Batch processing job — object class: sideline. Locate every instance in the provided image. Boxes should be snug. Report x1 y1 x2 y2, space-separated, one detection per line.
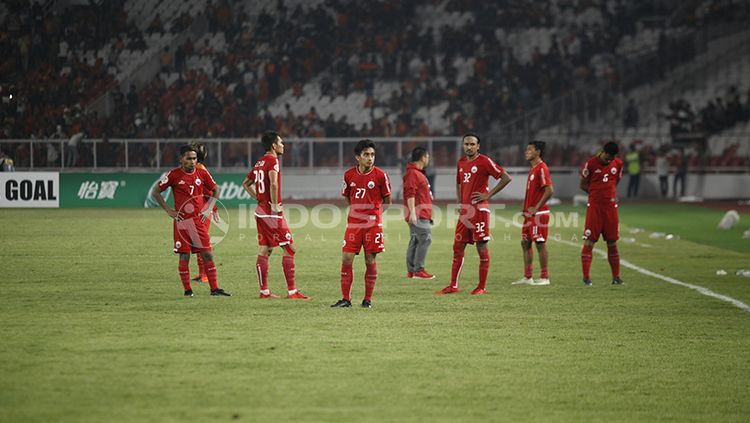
496 215 750 313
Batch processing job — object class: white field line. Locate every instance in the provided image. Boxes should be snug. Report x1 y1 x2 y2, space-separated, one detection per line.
495 215 750 313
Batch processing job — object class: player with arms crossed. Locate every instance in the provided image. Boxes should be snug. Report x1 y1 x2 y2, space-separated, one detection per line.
331 139 392 308
436 133 512 295
152 144 231 297
242 131 309 299
580 141 624 286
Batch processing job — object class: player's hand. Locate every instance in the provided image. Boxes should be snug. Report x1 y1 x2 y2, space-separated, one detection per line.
167 209 183 221
409 214 418 226
272 204 283 214
471 192 489 204
527 206 537 216
212 212 220 224
199 209 211 222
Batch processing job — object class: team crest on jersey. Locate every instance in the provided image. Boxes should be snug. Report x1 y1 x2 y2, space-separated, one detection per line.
367 181 375 189
195 178 202 186
471 166 478 173
611 167 617 174
285 233 292 240
175 241 182 249
584 229 591 237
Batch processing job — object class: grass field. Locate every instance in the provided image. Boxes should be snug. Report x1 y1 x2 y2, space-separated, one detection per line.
1 203 749 422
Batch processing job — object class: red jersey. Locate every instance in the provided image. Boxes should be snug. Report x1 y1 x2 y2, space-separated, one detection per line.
581 156 623 204
197 163 218 212
247 153 282 215
342 166 392 225
159 167 217 218
456 154 505 208
402 162 433 221
524 160 552 213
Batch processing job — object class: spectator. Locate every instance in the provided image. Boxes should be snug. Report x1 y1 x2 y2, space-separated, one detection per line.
0 149 15 171
673 149 688 198
655 147 669 198
625 144 641 198
66 130 84 167
623 99 639 129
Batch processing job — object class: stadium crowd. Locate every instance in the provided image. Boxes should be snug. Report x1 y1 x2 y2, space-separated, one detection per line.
1 0 749 168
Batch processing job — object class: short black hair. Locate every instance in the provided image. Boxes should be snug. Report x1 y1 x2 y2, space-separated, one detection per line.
192 143 207 162
462 132 481 144
603 141 619 156
410 146 428 162
261 131 280 152
528 140 546 158
180 144 197 157
354 139 376 156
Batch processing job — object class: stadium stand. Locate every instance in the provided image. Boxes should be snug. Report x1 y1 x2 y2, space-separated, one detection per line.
1 0 749 172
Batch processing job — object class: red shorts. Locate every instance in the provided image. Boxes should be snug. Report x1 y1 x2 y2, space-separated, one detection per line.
343 224 384 254
522 211 550 243
583 202 619 242
255 213 293 247
173 216 212 253
454 206 491 244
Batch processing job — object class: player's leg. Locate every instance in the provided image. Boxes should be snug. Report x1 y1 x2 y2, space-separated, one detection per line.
332 251 356 307
193 218 211 282
532 213 550 285
534 241 550 285
435 235 466 294
412 220 434 279
178 252 193 296
607 240 623 284
581 206 601 286
256 245 278 298
283 243 309 299
471 241 490 295
513 238 534 285
362 252 378 308
604 207 622 285
199 249 230 296
405 222 418 277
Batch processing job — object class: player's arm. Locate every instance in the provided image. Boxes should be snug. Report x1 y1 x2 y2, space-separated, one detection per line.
268 169 281 213
406 196 417 225
241 176 257 199
456 183 461 204
151 184 181 220
579 175 589 193
529 185 554 216
199 187 218 222
471 171 512 203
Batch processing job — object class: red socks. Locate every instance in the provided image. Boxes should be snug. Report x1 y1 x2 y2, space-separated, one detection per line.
540 266 549 279
450 250 465 288
581 244 593 280
196 253 206 278
524 248 533 279
364 263 377 301
256 255 269 291
178 260 191 291
340 263 353 301
282 256 296 292
204 260 218 291
607 244 620 279
477 249 490 290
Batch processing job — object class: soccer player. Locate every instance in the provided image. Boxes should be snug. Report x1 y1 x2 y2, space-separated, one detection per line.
579 141 624 286
151 144 231 297
331 139 392 308
242 131 309 300
403 146 435 280
191 142 218 284
513 141 554 286
436 133 512 295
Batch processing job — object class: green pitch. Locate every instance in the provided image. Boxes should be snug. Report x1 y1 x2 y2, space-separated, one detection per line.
1 203 749 422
